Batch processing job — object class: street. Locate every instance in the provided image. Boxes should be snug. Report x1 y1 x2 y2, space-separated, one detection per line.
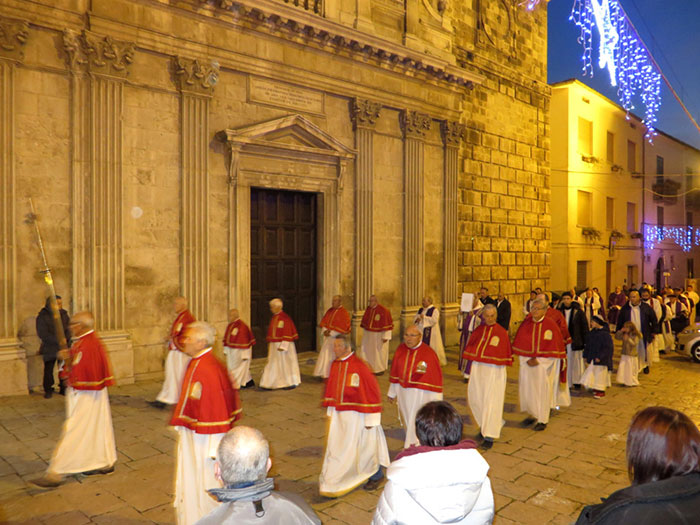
1 344 699 524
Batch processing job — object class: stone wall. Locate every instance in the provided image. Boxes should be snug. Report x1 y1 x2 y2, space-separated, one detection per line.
0 0 550 394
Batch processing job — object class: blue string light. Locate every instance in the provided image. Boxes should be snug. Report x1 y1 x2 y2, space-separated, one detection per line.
570 0 662 141
644 224 700 253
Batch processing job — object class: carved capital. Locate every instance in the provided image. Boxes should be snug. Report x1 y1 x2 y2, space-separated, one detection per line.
0 16 29 62
351 98 382 130
441 120 466 147
62 30 134 78
400 110 431 139
174 56 219 95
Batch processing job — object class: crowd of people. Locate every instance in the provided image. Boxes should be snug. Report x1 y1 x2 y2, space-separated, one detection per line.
28 285 700 524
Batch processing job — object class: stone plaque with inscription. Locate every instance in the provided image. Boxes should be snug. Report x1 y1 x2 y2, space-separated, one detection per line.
248 77 325 115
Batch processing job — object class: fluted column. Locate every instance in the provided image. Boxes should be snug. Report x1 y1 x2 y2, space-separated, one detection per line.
174 57 219 321
400 110 431 327
0 16 29 395
63 29 134 382
441 120 465 345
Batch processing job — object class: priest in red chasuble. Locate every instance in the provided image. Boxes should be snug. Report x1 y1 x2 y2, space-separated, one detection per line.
388 325 443 448
313 295 351 379
319 335 390 497
359 294 394 373
222 308 256 389
537 293 572 409
463 304 513 449
31 311 117 488
151 296 196 409
513 299 565 431
259 298 301 389
170 321 242 525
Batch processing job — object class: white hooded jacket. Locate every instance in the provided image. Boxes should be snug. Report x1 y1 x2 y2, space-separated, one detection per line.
372 446 494 525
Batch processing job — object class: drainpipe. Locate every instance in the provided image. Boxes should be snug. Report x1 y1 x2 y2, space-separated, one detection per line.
641 134 646 284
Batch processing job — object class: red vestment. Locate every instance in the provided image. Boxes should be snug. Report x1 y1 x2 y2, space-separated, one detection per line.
320 306 351 334
546 308 572 345
389 342 443 393
266 311 299 342
322 353 382 414
67 331 115 391
361 304 393 332
170 309 196 351
512 316 566 359
462 323 513 366
170 349 242 434
223 319 256 349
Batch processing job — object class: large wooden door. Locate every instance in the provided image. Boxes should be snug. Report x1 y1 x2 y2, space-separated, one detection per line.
250 188 317 358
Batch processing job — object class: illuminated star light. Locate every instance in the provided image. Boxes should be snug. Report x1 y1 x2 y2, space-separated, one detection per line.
590 0 619 86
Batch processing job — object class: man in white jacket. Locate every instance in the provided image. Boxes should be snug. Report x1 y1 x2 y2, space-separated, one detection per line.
372 401 494 525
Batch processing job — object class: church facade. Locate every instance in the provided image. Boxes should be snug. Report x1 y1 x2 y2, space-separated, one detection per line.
0 0 549 395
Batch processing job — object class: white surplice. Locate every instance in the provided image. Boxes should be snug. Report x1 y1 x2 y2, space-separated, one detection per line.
554 358 571 408
48 387 117 475
360 330 392 373
580 363 611 391
174 427 223 525
313 330 341 378
468 362 507 440
414 307 447 366
567 345 585 385
388 384 443 448
319 409 390 497
518 356 557 425
616 355 640 386
259 341 301 389
156 350 191 404
223 346 252 388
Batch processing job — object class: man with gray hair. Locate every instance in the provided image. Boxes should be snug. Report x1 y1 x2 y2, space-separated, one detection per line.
259 298 301 389
170 321 242 525
196 426 321 524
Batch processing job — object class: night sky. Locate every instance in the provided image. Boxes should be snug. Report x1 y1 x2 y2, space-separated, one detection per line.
547 0 700 149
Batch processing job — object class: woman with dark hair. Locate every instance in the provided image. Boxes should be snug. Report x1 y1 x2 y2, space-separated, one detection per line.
575 406 700 524
372 401 494 524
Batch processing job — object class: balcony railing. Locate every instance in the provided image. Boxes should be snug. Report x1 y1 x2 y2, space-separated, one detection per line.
280 0 323 15
652 178 680 205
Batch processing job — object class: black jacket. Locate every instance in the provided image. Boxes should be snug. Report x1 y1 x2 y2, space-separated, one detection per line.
35 301 71 362
616 302 657 346
575 472 700 525
583 326 614 370
496 298 511 331
557 302 588 350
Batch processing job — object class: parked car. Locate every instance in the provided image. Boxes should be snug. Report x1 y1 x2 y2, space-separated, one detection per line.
676 326 700 363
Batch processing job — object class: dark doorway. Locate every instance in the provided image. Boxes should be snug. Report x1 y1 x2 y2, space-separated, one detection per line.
250 188 317 358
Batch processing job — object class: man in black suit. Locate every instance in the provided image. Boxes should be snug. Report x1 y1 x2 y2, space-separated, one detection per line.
478 287 496 306
495 292 511 331
616 289 658 374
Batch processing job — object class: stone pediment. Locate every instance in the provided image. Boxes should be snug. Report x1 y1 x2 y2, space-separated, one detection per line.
216 114 355 160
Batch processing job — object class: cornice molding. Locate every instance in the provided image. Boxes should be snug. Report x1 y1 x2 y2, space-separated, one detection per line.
62 29 134 78
0 15 29 62
193 0 483 89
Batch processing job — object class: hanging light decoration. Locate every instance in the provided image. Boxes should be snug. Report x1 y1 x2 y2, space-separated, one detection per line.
570 0 662 141
643 224 700 253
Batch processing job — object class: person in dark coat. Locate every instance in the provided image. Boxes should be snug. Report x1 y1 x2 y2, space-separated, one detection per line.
580 317 613 398
615 290 657 374
556 291 589 388
35 295 71 398
495 292 511 331
575 406 700 524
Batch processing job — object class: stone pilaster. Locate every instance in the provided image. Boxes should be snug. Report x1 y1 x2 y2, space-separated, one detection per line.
63 29 134 383
400 109 431 329
441 120 465 345
350 98 381 341
174 57 219 320
0 16 29 395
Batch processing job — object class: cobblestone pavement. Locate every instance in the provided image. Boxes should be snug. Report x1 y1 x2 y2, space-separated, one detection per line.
1 344 699 525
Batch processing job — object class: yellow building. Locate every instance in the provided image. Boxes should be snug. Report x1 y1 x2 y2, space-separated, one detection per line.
551 79 700 296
